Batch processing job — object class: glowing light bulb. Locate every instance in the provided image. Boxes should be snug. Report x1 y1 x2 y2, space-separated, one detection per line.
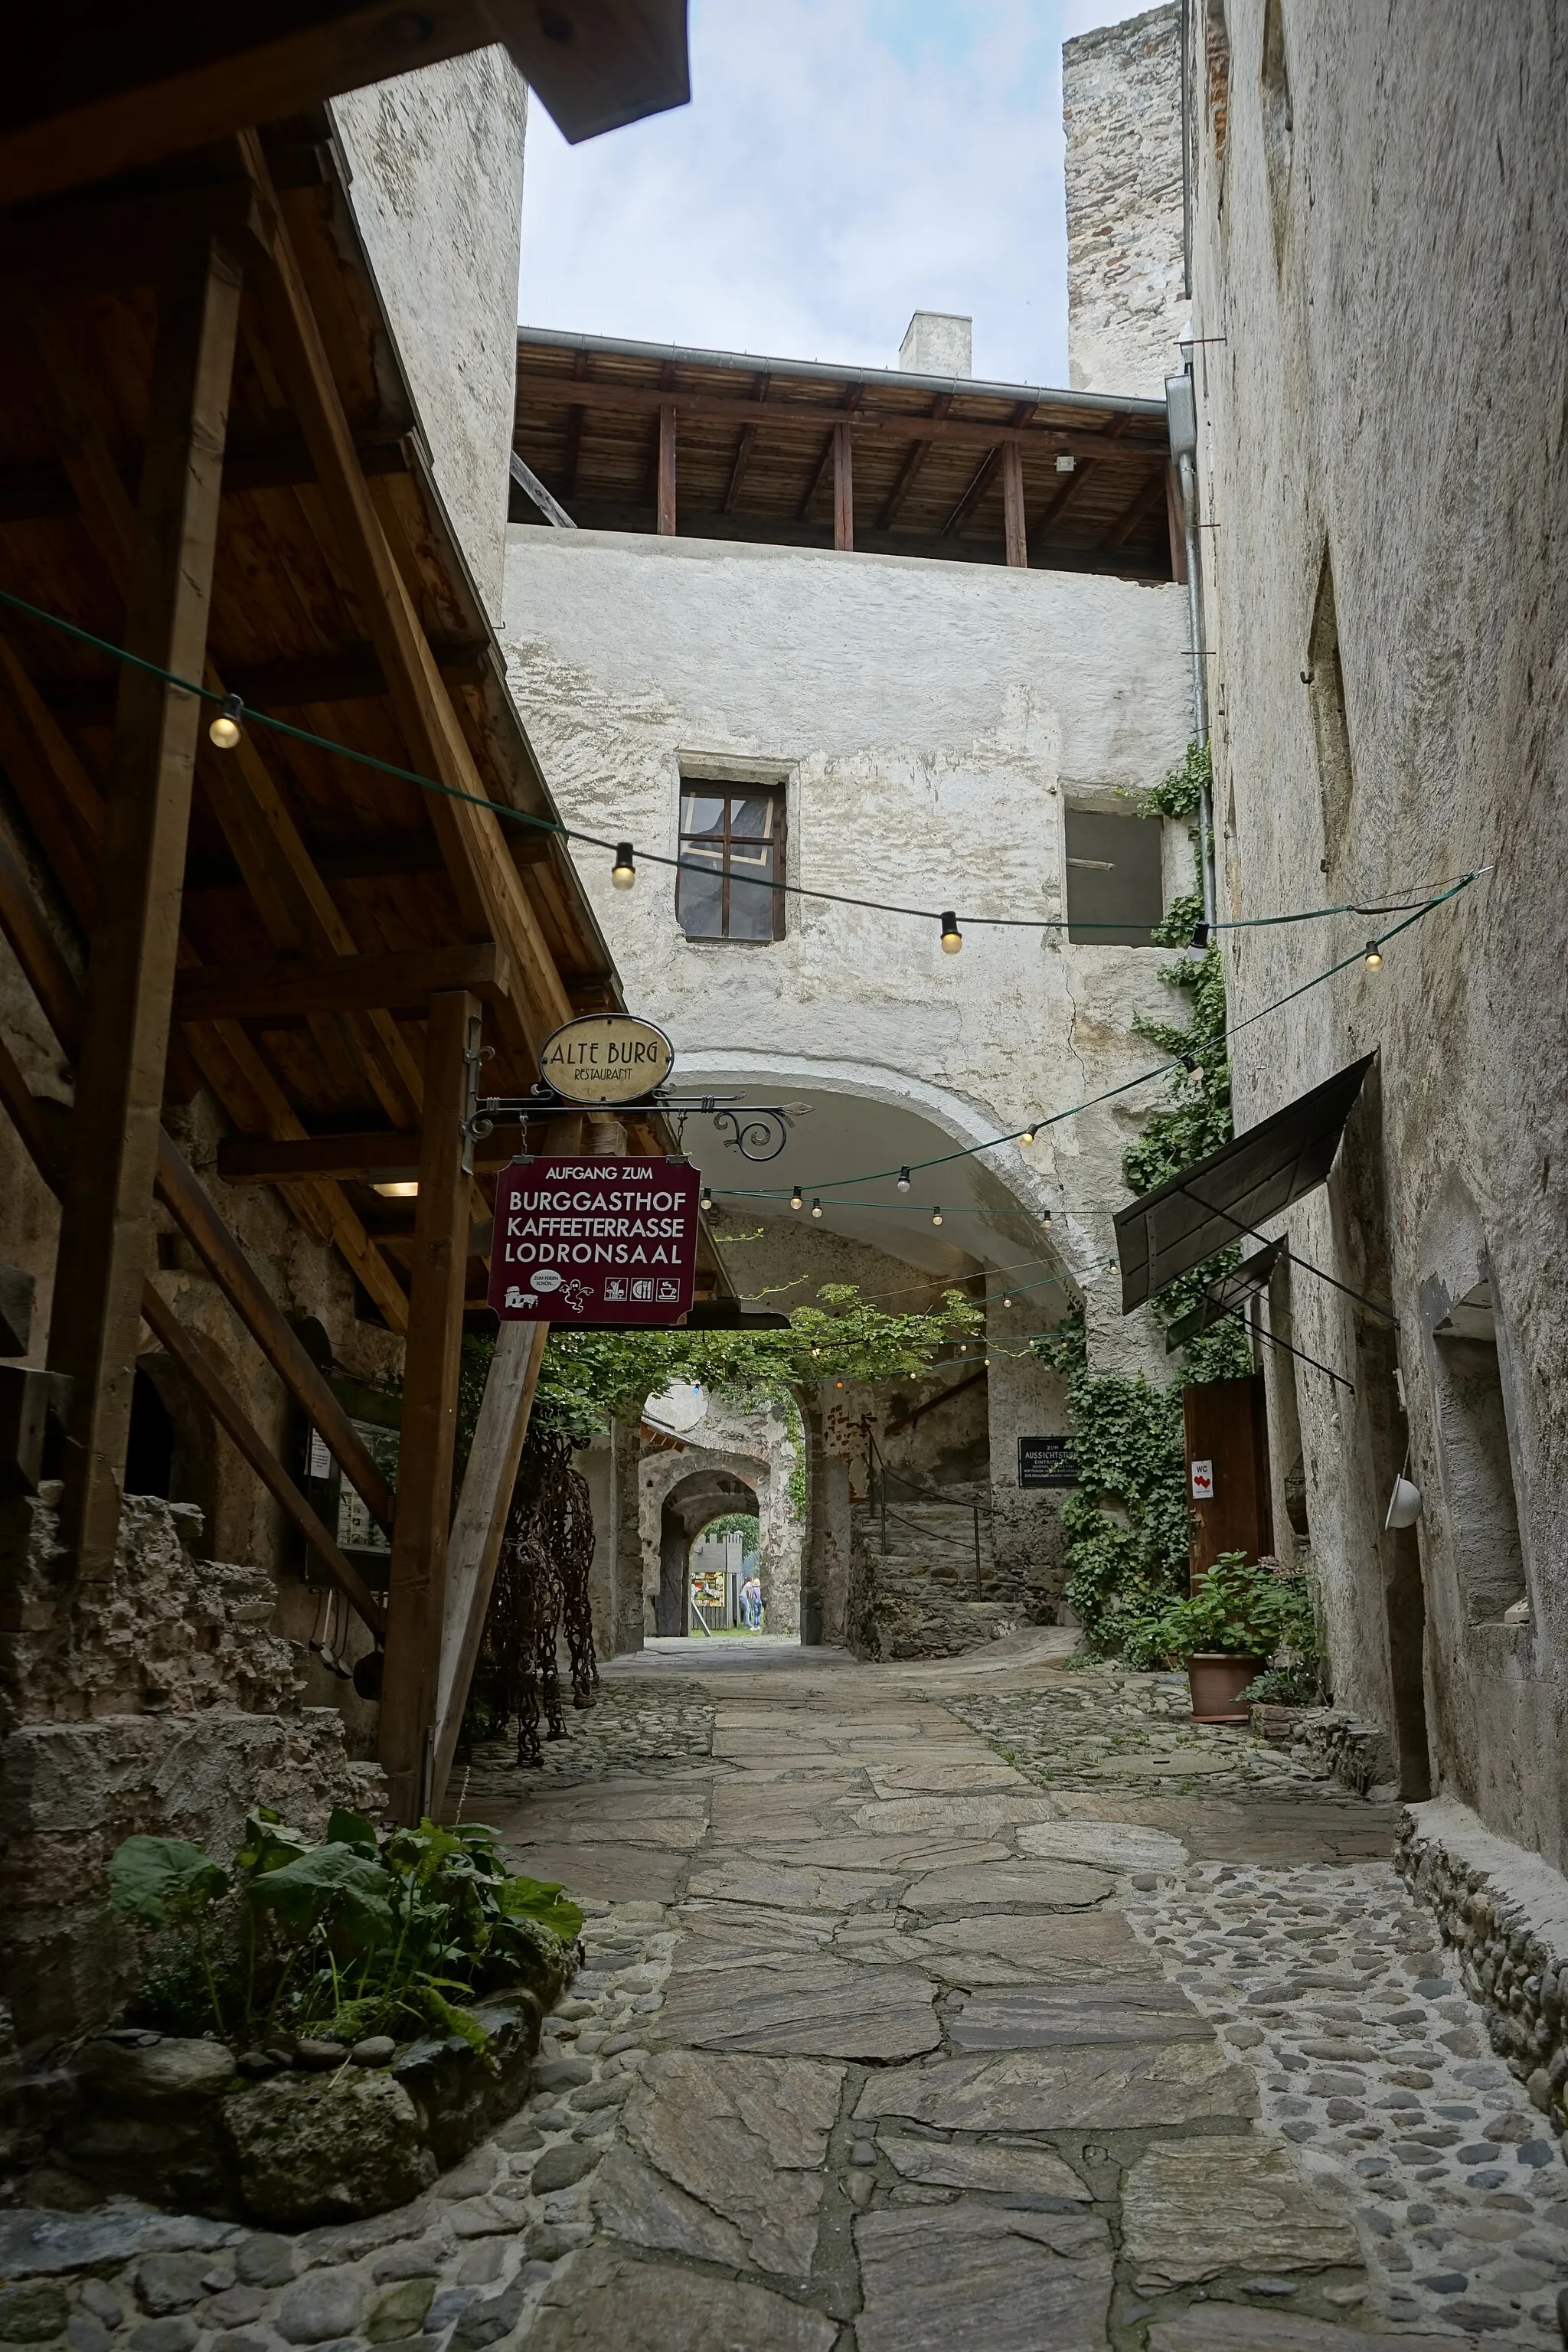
932 1207 943 1227
897 1168 911 1193
1364 940 1383 969
611 841 637 890
207 692 243 750
939 910 962 956
1043 1209 1053 1227
700 1187 714 1211
1002 1295 1011 1308
373 1180 419 1198
1019 1126 1036 1148
789 1187 804 1210
811 1198 823 1218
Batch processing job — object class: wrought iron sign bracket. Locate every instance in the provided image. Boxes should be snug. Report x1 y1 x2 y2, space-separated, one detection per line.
466 1088 792 1163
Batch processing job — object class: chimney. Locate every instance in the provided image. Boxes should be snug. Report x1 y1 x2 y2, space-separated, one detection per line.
898 311 972 379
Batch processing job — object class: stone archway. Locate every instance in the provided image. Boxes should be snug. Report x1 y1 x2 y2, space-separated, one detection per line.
655 1467 759 1635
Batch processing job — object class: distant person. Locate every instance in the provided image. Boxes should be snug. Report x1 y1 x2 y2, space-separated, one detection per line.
740 1573 763 1630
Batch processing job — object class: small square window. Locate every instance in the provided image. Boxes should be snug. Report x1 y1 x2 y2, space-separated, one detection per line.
678 783 786 942
1064 808 1165 946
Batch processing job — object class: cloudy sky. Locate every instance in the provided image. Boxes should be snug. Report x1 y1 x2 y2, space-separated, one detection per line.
518 0 1139 388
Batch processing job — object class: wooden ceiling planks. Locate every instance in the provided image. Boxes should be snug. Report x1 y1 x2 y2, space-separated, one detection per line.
512 328 1177 580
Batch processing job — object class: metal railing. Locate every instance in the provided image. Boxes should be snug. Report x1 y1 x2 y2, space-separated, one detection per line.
864 1426 991 1597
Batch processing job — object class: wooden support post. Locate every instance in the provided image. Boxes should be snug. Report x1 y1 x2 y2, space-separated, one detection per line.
380 990 480 1822
656 402 677 537
1003 442 1028 568
430 1319 548 1812
46 235 240 1576
833 420 854 552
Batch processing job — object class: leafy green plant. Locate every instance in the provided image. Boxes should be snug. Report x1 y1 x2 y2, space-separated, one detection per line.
110 1807 582 2051
1148 1551 1305 1662
1031 740 1260 1661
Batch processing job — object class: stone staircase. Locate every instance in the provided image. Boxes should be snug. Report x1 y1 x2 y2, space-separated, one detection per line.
851 1496 1021 1661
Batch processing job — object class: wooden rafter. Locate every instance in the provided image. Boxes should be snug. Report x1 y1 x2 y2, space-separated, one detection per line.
516 371 1163 462
877 394 952 531
46 234 243 1577
0 824 398 1539
380 990 480 1822
0 1010 385 1637
172 942 511 1024
561 350 590 497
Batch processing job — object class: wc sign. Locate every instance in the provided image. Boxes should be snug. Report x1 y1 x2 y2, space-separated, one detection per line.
1190 1458 1215 1501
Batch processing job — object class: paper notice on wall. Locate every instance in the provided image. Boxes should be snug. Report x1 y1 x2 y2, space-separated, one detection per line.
1190 1459 1214 1501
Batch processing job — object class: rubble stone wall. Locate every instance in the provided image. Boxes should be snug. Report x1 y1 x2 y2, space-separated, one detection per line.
0 1494 384 2049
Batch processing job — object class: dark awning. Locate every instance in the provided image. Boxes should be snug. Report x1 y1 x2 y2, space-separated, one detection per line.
1117 1056 1373 1312
1165 1240 1284 1351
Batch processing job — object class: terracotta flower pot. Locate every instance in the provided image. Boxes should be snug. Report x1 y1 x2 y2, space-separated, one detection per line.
1187 1651 1266 1724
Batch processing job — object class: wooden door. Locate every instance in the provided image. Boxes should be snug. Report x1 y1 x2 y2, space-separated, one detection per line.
1184 1375 1272 1589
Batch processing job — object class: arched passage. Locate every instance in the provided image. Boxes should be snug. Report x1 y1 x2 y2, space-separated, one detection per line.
657 1468 759 1635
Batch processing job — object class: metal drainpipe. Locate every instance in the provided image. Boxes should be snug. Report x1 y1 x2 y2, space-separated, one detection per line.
1167 372 1217 926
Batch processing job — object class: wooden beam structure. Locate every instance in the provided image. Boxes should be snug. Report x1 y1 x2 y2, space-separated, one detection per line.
172 942 510 1024
877 394 951 530
833 420 854 553
380 991 482 1821
723 374 769 513
516 372 1162 461
243 136 573 1064
431 1319 548 1811
215 1125 529 1184
656 402 678 536
47 235 243 1576
1002 443 1028 570
0 1 693 206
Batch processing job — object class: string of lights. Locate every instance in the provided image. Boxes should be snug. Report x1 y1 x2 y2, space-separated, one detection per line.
0 583 1479 951
696 870 1479 1209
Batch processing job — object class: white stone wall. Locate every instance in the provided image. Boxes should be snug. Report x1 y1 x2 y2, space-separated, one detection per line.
499 528 1194 1393
1063 3 1191 397
333 49 529 619
1187 2 1568 1860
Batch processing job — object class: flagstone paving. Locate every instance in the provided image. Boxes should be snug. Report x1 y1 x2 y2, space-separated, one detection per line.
9 1633 1567 2351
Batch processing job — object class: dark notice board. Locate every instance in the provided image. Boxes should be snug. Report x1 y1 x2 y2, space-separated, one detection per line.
1018 1436 1080 1488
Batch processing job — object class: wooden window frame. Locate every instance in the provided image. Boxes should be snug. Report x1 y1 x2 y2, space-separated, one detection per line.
677 781 787 943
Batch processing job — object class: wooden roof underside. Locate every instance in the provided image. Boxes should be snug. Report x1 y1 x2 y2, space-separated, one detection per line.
513 330 1177 581
0 126 648 1331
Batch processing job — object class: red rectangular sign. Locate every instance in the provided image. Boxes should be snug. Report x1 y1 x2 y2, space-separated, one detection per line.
488 1156 701 1326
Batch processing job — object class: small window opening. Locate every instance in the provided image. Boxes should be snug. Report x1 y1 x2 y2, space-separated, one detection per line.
677 783 786 942
1308 551 1355 875
125 1367 175 1500
1064 808 1165 946
1259 0 1293 257
1429 1282 1525 1625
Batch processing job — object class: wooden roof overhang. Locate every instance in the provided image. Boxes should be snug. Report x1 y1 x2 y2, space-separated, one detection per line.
0 127 635 1331
512 328 1180 582
0 129 734 1809
1 0 691 204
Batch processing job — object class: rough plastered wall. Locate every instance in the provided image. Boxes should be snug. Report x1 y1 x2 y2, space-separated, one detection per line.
638 1390 803 1634
332 49 528 619
501 528 1192 1391
1063 2 1190 397
1188 2 1568 1857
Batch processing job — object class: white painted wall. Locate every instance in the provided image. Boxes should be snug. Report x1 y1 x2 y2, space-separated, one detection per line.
334 49 529 619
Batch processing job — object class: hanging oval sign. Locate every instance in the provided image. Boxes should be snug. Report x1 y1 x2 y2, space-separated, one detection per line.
537 1012 675 1105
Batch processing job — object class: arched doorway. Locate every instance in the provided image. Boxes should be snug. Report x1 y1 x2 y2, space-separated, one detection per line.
656 1468 758 1635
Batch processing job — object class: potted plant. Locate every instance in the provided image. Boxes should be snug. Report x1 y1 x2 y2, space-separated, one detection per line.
1152 1550 1296 1723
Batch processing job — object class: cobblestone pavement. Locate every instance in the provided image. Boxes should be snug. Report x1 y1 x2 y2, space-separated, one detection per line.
6 1633 1565 2351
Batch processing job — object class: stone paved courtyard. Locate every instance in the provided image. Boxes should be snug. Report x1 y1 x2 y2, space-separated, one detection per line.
6 1632 1566 2351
